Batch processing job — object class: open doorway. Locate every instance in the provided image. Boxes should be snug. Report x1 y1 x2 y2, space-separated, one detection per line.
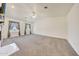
8 21 20 38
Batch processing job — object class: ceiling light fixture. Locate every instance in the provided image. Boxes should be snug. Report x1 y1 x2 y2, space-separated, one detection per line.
32 11 37 18
32 4 37 18
11 5 15 9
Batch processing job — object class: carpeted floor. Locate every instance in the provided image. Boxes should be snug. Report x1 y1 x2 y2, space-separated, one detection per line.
2 34 78 56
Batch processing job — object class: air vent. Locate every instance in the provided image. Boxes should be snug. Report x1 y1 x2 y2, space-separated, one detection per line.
44 6 48 9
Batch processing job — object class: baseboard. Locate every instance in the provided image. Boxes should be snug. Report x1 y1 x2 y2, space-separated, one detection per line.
68 40 79 55
33 32 67 40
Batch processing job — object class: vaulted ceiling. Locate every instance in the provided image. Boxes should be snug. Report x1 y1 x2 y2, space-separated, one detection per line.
5 3 74 20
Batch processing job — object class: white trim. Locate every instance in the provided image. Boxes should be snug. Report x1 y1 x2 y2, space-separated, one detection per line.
68 40 79 55
33 32 67 39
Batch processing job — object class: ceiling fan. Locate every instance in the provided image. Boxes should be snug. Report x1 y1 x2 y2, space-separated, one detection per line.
31 4 37 18
32 11 37 18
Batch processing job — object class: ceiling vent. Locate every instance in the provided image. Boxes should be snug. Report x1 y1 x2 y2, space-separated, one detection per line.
44 6 48 9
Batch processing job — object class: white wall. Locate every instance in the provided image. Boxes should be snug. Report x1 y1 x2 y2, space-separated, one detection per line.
33 16 68 39
4 3 68 39
1 4 27 39
20 21 25 35
67 4 79 54
2 18 9 39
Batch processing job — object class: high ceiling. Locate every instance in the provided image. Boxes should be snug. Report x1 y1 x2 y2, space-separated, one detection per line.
5 3 74 19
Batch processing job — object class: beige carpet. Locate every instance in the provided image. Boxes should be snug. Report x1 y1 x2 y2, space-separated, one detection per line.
2 34 78 56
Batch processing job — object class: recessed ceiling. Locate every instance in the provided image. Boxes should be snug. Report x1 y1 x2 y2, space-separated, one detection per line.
5 3 74 19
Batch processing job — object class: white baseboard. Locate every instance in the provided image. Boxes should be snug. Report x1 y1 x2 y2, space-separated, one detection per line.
33 32 67 40
68 40 79 55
